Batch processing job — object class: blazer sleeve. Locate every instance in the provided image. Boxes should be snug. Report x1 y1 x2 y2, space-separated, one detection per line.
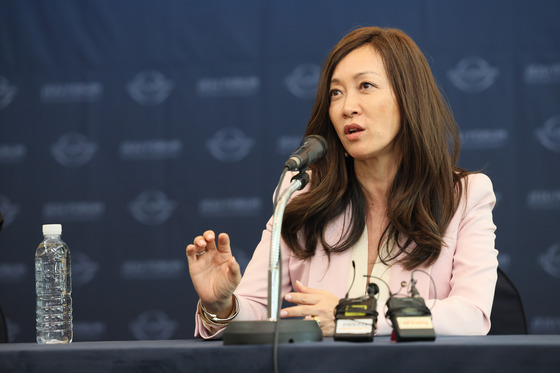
429 173 499 335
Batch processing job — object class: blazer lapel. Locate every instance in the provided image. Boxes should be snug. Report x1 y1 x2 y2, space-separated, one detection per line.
306 249 352 298
306 211 353 298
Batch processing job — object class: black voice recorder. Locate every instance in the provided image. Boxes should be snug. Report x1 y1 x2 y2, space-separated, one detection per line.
333 283 379 342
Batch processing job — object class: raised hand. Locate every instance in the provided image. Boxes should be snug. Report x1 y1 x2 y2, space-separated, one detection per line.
186 230 242 318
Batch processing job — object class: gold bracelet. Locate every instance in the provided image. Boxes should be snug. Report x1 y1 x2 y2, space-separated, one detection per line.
200 294 239 325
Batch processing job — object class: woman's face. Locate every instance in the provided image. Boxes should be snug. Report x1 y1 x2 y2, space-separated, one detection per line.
328 45 401 164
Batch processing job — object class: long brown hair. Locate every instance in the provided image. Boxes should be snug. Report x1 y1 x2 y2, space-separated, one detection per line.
281 26 469 270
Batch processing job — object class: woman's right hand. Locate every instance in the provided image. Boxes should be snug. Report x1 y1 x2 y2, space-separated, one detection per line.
186 230 242 318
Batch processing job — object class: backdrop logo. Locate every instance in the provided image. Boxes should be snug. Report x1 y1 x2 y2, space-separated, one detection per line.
0 76 18 109
130 310 178 340
129 190 177 225
0 263 27 283
0 195 20 227
196 75 260 97
72 251 100 287
51 132 98 167
530 316 560 334
42 201 105 221
524 63 560 84
460 128 508 149
121 259 184 280
0 143 26 164
447 57 499 93
127 70 174 105
198 197 262 217
284 63 320 99
538 243 560 278
206 127 254 163
527 189 560 210
536 116 560 152
277 135 302 155
119 139 183 160
40 82 103 103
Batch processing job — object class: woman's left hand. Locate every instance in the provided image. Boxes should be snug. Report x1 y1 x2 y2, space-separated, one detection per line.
280 280 340 336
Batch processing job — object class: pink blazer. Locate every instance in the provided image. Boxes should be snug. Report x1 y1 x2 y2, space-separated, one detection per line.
195 173 498 338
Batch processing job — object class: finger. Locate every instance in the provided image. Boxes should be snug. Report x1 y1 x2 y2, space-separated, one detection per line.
227 256 242 283
295 280 308 293
186 244 198 260
285 292 320 306
202 230 218 252
295 280 326 295
187 246 211 264
203 230 215 241
217 233 232 254
193 230 218 256
192 235 208 249
187 237 208 259
280 305 314 318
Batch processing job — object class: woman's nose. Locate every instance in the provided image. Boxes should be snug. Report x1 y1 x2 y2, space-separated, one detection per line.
343 93 361 118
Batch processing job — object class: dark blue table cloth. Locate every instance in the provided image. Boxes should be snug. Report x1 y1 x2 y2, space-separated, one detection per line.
1 335 559 372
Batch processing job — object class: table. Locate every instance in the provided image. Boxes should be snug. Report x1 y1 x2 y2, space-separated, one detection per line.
1 335 560 372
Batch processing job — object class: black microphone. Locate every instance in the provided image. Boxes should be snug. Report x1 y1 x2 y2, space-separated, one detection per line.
410 276 420 298
284 135 327 171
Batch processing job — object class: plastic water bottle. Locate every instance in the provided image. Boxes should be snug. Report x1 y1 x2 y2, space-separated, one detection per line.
35 224 73 344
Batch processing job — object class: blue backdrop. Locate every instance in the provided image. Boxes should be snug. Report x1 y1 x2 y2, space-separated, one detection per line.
1 0 559 342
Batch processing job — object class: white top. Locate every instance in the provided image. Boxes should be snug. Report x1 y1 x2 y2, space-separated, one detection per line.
43 224 62 235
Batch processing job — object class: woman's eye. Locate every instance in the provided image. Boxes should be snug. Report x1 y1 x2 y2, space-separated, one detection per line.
361 82 373 89
330 89 341 97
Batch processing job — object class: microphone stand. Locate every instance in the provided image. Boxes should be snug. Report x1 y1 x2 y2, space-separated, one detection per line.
222 171 323 345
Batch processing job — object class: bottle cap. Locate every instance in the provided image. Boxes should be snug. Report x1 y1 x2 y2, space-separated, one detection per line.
42 224 62 235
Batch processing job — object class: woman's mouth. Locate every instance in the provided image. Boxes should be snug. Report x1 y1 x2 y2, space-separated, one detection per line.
344 124 364 139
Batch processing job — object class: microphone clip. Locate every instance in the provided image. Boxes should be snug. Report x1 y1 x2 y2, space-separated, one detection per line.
290 171 310 190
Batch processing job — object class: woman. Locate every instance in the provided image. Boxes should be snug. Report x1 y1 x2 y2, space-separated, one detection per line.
186 26 498 338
